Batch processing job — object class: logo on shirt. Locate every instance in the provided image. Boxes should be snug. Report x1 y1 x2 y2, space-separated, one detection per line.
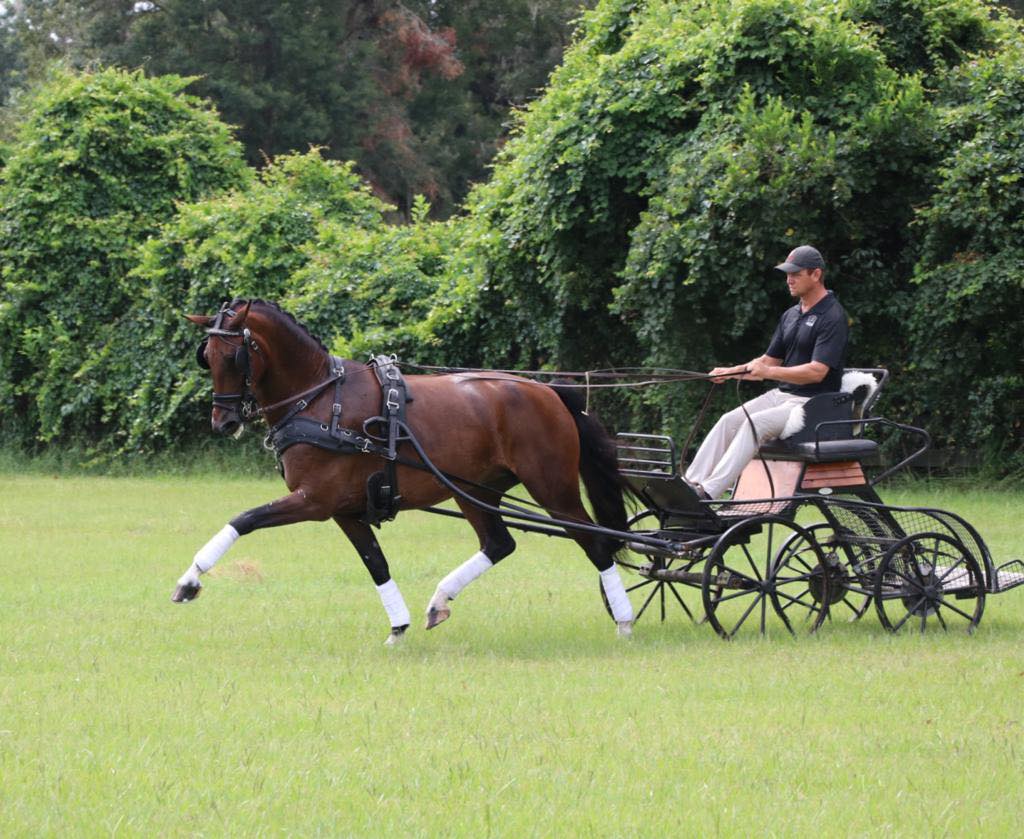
804 315 817 327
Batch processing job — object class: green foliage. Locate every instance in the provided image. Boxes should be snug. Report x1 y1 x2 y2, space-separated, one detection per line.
3 0 592 218
908 44 1024 468
0 67 247 449
291 197 486 364
3 1 1024 471
102 149 392 455
465 0 1020 449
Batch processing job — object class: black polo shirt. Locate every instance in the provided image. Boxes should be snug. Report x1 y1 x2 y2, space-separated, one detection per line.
765 291 849 396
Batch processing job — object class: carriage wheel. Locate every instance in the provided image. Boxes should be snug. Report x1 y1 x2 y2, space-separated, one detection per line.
773 523 873 625
702 516 828 639
768 523 833 635
873 532 985 634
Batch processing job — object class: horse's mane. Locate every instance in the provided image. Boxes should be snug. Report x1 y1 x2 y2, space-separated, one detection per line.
234 298 329 354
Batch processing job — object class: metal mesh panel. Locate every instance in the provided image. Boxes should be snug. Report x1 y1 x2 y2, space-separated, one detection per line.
708 497 801 518
825 500 993 588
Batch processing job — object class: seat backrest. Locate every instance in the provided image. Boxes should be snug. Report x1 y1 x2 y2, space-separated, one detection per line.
779 368 889 445
781 391 856 444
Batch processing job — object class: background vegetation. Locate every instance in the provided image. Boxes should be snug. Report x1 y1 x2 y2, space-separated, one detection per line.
0 0 1022 471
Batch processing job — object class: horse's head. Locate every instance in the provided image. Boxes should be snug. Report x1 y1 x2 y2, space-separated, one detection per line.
187 300 262 436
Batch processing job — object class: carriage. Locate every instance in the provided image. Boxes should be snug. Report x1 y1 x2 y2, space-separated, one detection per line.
608 368 1024 637
183 299 1022 641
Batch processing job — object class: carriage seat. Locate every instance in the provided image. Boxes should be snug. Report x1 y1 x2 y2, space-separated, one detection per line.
757 369 883 464
759 437 879 463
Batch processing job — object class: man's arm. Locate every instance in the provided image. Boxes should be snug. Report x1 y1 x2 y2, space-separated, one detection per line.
747 357 829 385
709 354 782 384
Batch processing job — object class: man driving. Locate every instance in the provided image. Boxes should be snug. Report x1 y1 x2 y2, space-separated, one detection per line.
684 245 849 500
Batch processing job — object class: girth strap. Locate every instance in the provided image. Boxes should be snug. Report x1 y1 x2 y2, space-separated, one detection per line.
361 355 414 526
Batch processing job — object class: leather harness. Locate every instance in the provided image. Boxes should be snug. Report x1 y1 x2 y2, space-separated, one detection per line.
260 354 413 526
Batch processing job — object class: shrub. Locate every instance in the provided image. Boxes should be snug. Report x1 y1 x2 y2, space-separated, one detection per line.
0 67 247 449
105 149 392 454
465 0 1018 444
908 45 1024 471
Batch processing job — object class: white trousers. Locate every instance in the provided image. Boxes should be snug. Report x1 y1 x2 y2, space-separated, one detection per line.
685 389 809 498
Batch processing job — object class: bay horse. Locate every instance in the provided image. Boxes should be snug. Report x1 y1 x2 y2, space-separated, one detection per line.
173 299 636 643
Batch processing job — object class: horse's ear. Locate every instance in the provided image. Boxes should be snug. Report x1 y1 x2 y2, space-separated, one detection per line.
235 300 253 326
185 314 213 327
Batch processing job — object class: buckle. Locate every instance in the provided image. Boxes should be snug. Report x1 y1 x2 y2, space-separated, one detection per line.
386 388 400 411
333 403 342 416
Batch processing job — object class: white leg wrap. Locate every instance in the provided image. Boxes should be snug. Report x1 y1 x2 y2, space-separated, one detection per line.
376 579 411 628
179 524 239 584
600 565 633 623
435 551 493 601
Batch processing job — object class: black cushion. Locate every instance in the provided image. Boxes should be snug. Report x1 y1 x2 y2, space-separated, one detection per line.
758 438 879 463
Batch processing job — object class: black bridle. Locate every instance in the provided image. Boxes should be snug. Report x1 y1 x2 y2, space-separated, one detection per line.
195 303 260 419
195 301 346 426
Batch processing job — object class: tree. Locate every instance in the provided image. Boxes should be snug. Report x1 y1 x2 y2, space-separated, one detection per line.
1 0 593 217
908 44 1024 469
464 0 1020 446
0 67 248 449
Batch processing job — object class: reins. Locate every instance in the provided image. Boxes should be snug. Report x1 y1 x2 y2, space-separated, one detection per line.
399 362 723 386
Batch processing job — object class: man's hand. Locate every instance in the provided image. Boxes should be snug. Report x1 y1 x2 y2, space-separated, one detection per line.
746 358 773 381
708 365 747 384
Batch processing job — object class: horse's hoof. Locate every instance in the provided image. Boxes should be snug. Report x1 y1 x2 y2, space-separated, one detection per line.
424 605 451 630
171 582 202 603
616 620 633 638
384 625 409 646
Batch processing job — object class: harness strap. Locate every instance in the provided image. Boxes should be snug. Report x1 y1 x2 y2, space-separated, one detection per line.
360 355 413 526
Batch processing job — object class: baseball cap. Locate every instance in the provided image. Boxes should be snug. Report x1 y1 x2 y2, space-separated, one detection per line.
775 245 825 273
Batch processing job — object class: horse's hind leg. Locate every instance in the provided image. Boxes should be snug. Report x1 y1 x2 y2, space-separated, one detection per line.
335 516 410 645
425 488 517 630
518 474 635 635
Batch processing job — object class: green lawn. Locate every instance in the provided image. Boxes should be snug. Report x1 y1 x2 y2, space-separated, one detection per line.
2 473 1022 836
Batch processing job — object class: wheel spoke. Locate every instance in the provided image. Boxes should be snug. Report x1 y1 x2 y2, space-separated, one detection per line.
775 572 819 584
728 592 764 638
741 543 763 582
711 587 761 605
933 597 977 623
715 564 759 587
626 579 655 594
777 588 819 613
667 582 697 623
885 567 926 592
937 559 968 585
891 598 924 632
934 606 948 631
841 597 862 614
635 583 661 621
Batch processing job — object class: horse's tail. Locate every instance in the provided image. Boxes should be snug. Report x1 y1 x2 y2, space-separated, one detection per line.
550 384 637 545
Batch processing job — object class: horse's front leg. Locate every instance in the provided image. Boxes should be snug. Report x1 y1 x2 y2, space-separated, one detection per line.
335 517 410 646
171 489 328 602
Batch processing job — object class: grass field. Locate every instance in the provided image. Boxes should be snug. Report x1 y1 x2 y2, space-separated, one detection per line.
2 472 1023 836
